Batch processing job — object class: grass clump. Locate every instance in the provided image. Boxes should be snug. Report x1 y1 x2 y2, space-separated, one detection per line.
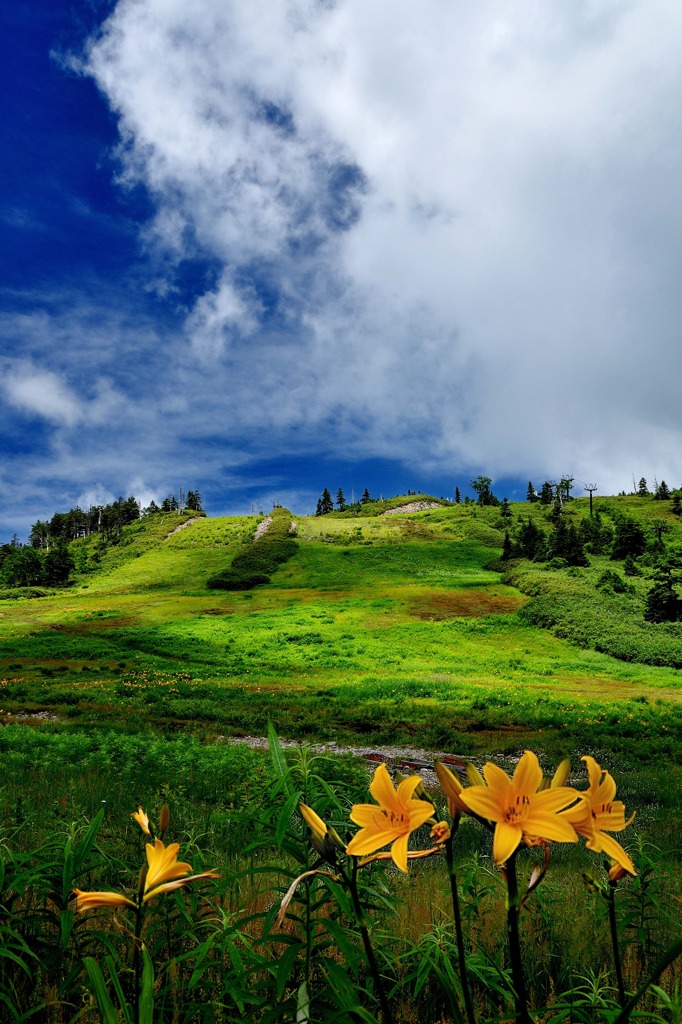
207 506 297 590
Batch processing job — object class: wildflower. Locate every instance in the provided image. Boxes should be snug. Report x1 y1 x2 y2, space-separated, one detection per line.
461 750 580 865
143 839 219 900
561 756 636 876
73 889 136 911
430 820 451 844
74 838 219 912
346 763 434 873
299 803 346 860
131 807 151 835
300 803 328 840
435 761 470 817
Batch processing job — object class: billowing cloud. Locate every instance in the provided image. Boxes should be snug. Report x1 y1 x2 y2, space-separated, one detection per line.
4 0 682 539
78 0 682 492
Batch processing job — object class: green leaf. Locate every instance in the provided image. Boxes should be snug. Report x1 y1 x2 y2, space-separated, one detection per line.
60 908 74 949
267 722 292 799
139 945 155 1024
296 981 310 1023
73 807 105 876
275 790 303 848
613 936 682 1024
275 941 303 997
83 957 126 1024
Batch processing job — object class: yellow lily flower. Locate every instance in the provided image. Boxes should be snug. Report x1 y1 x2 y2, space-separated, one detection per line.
430 820 451 844
561 756 636 877
435 761 470 818
142 838 219 901
346 763 435 873
131 807 151 835
300 803 328 840
74 838 219 910
460 750 580 865
73 889 136 912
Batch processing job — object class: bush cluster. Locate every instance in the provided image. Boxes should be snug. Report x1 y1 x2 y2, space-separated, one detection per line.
207 507 297 590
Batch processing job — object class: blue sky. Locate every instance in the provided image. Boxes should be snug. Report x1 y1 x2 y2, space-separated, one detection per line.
3 0 682 539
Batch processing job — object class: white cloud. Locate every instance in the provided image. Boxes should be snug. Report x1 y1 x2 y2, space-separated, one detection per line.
3 365 82 426
5 0 675 526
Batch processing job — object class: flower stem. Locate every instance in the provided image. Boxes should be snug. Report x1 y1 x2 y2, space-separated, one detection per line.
504 852 533 1024
444 833 476 1024
346 862 394 1024
608 882 626 1007
133 904 143 1024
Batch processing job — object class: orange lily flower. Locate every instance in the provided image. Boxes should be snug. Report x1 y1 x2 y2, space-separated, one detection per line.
460 750 580 865
561 756 636 876
131 807 151 835
346 763 434 872
73 889 136 912
143 839 219 901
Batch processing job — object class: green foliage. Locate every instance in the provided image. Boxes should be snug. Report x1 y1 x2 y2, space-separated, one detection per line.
596 569 630 595
207 507 298 590
644 565 682 623
612 519 647 561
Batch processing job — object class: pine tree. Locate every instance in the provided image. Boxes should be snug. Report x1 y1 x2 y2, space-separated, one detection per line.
336 488 346 510
655 480 670 500
539 482 553 505
637 477 649 497
672 495 682 516
501 531 513 560
517 518 546 559
318 488 334 514
611 519 646 560
361 488 371 504
644 564 681 622
526 481 537 503
499 497 512 519
454 486 461 504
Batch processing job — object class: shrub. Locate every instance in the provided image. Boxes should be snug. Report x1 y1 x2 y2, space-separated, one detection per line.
206 508 298 590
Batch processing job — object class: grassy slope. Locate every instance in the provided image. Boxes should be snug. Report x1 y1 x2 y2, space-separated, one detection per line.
0 500 680 773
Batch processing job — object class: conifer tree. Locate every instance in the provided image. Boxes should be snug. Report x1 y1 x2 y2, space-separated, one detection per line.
499 497 512 519
336 488 346 510
454 486 461 504
526 481 537 503
318 488 334 514
644 563 681 622
361 488 371 504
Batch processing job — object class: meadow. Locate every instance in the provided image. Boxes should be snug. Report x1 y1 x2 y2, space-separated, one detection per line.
0 498 680 1021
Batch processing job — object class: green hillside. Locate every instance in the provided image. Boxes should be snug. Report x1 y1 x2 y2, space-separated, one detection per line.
1 494 681 1022
1 495 681 764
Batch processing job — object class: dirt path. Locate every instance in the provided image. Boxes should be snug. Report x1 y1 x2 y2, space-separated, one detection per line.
253 516 273 541
165 517 203 537
381 501 443 515
223 734 473 785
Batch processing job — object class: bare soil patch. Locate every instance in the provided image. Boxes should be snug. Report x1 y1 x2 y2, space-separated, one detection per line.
409 589 526 620
381 501 443 515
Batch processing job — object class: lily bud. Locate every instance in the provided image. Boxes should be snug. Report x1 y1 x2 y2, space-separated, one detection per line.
158 804 171 834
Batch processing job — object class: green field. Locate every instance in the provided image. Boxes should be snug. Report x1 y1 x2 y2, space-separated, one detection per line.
1 501 681 762
1 498 681 1021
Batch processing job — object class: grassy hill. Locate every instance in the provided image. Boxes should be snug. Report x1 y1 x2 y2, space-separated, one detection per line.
0 495 680 770
1 494 681 1023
